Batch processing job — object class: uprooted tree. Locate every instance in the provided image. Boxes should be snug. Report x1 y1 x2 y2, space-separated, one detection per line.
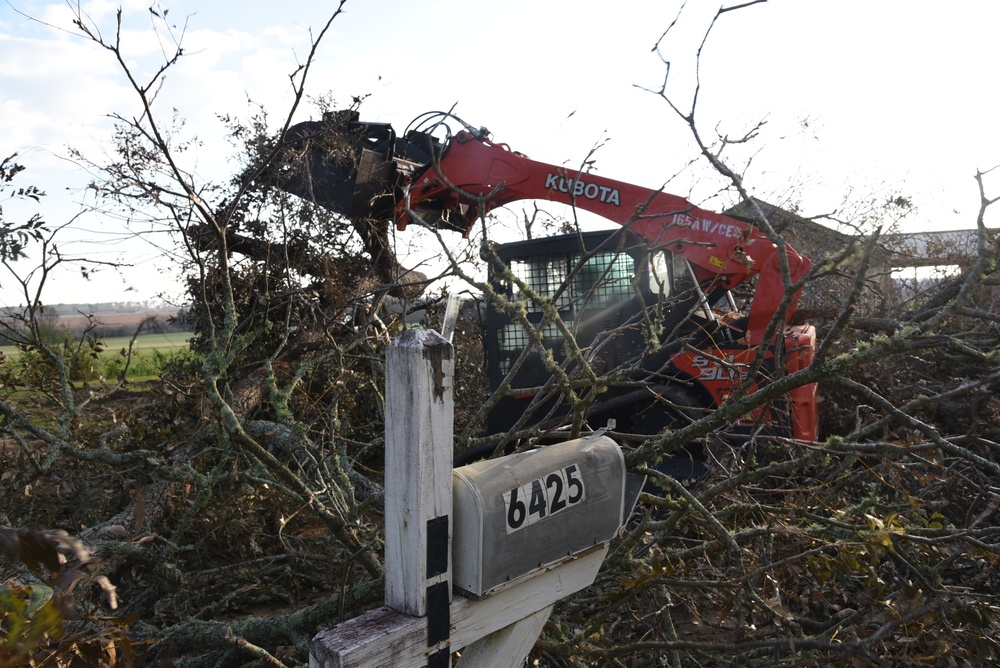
2 3 999 667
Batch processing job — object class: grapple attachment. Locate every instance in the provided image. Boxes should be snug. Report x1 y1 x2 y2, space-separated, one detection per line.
278 110 476 233
277 110 402 219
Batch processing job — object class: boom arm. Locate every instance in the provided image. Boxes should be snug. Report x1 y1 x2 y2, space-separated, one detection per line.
396 129 811 346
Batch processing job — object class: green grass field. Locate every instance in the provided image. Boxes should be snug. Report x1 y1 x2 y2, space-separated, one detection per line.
101 332 193 380
1 331 193 383
100 332 191 354
1 331 190 357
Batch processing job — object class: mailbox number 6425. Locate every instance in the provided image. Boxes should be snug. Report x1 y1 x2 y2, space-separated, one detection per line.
504 464 585 534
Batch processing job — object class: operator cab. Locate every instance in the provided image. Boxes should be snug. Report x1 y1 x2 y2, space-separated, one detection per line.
483 229 730 440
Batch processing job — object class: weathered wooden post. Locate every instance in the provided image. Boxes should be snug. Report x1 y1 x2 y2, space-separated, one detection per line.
310 328 636 667
383 329 454 665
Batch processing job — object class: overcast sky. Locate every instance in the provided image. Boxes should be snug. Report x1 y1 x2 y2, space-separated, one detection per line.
1 0 998 305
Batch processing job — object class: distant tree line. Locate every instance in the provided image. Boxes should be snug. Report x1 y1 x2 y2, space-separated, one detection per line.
0 306 193 346
43 301 170 316
79 313 193 339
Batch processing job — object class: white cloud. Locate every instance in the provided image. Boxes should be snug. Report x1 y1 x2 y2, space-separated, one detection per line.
0 0 997 305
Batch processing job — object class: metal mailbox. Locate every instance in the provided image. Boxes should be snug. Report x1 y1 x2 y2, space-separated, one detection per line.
452 435 627 598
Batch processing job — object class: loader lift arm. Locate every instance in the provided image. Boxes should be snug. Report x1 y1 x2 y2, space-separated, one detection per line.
395 127 811 347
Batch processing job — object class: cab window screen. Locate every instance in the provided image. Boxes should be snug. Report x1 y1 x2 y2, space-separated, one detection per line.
510 251 634 313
